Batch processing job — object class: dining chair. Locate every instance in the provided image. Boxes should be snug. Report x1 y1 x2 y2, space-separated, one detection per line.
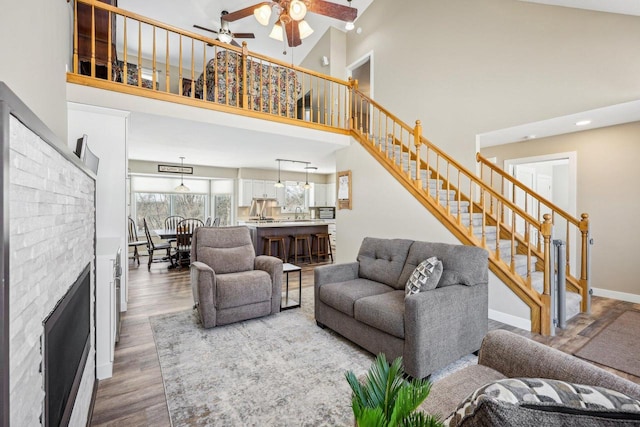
176 218 204 268
143 218 176 271
212 217 221 227
128 217 147 265
204 216 212 227
164 215 185 243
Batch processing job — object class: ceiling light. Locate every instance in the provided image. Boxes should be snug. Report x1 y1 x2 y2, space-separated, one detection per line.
269 22 284 41
289 0 307 21
524 135 536 140
575 120 592 126
254 4 272 26
298 20 314 40
345 21 355 31
274 159 285 188
217 32 233 44
175 157 190 193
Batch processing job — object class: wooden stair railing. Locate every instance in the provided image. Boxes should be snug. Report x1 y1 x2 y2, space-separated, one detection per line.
476 153 590 312
350 86 557 335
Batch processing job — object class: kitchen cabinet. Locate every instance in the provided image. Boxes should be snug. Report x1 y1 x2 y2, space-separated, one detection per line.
239 179 253 206
326 182 336 207
276 185 285 206
239 179 279 207
312 183 327 207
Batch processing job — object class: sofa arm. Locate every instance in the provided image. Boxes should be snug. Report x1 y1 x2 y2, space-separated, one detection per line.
478 329 640 400
255 255 283 314
190 261 217 328
404 283 488 379
314 262 359 287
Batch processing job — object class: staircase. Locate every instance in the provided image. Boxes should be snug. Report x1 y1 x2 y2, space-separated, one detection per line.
357 104 591 335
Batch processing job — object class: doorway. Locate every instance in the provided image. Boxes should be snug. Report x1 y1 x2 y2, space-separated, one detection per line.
505 152 577 273
347 52 373 133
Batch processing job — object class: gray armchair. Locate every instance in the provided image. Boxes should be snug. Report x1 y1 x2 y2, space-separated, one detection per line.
190 226 283 328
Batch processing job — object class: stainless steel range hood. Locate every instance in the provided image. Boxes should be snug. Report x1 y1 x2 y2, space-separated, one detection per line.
249 198 278 219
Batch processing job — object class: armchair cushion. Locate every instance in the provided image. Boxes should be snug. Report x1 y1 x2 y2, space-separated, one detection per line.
354 290 405 339
319 279 393 317
193 226 255 273
216 270 272 309
357 238 413 289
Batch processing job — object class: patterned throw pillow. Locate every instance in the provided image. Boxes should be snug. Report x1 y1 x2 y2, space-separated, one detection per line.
444 378 640 427
405 256 443 297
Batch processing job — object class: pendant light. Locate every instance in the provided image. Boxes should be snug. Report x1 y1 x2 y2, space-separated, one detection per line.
175 157 190 193
274 159 285 188
303 163 311 189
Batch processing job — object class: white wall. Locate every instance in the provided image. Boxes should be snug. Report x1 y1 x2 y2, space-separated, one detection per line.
68 104 129 309
335 139 531 323
0 0 72 141
346 0 640 170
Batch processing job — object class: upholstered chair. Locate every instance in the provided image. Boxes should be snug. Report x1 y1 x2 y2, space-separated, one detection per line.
190 226 283 328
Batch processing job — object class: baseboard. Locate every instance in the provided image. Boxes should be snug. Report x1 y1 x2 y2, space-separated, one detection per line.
489 309 531 331
592 288 640 304
96 363 113 380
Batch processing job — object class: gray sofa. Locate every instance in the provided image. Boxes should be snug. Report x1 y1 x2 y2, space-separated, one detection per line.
422 329 640 424
190 226 282 328
314 237 489 379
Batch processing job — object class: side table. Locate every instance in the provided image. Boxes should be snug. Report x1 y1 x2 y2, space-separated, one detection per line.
282 263 302 310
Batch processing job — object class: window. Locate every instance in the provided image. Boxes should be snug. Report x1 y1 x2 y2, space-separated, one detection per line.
282 181 309 213
213 194 232 226
134 193 207 230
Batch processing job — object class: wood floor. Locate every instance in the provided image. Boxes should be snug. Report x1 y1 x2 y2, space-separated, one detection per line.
90 258 640 426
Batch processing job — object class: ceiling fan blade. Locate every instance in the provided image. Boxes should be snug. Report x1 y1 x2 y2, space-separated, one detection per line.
230 39 242 48
308 0 357 22
193 24 219 34
222 2 271 22
232 33 256 39
284 20 302 47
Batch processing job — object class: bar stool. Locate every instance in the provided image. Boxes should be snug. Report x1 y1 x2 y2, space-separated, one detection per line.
289 234 313 264
263 235 287 262
312 232 333 263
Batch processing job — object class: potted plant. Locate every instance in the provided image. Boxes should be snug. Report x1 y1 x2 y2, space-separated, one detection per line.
345 354 443 427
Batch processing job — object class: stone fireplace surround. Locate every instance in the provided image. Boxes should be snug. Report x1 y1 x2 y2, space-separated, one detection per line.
1 83 96 426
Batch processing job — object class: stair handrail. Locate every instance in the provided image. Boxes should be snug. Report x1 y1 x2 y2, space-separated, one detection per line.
476 152 590 311
351 87 554 334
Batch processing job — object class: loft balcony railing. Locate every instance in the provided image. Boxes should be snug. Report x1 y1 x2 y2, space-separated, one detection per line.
69 0 353 132
69 0 591 336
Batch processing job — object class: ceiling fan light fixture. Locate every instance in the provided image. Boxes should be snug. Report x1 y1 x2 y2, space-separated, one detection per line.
269 22 284 41
298 20 314 39
217 32 233 44
289 0 307 21
254 4 272 26
345 21 355 31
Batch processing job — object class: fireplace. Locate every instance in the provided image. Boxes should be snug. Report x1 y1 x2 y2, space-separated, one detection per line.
43 264 91 427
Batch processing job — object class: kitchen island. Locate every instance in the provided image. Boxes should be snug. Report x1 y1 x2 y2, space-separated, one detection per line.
242 221 330 258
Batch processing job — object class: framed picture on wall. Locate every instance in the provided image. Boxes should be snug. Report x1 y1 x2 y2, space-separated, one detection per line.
337 170 352 210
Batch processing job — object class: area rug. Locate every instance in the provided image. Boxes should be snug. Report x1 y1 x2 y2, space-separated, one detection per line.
150 287 477 426
574 310 640 377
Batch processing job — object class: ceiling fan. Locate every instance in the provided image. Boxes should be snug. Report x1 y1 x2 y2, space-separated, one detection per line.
222 0 357 48
194 11 256 48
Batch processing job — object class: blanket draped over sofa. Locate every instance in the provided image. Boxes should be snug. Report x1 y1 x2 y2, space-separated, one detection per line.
194 51 302 117
314 237 489 379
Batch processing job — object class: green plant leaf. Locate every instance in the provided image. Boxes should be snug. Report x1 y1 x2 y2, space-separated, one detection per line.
388 380 432 426
398 411 444 427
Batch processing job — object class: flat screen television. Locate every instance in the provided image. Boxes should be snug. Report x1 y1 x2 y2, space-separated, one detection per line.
74 134 99 174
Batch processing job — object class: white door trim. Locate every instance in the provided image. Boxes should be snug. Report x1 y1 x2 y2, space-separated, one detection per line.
347 50 374 100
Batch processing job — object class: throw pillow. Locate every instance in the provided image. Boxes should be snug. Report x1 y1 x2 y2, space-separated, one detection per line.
444 378 640 427
405 256 443 297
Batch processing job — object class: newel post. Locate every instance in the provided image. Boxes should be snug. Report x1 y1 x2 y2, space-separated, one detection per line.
349 78 359 131
541 213 553 335
242 42 249 110
414 120 423 185
579 213 590 312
